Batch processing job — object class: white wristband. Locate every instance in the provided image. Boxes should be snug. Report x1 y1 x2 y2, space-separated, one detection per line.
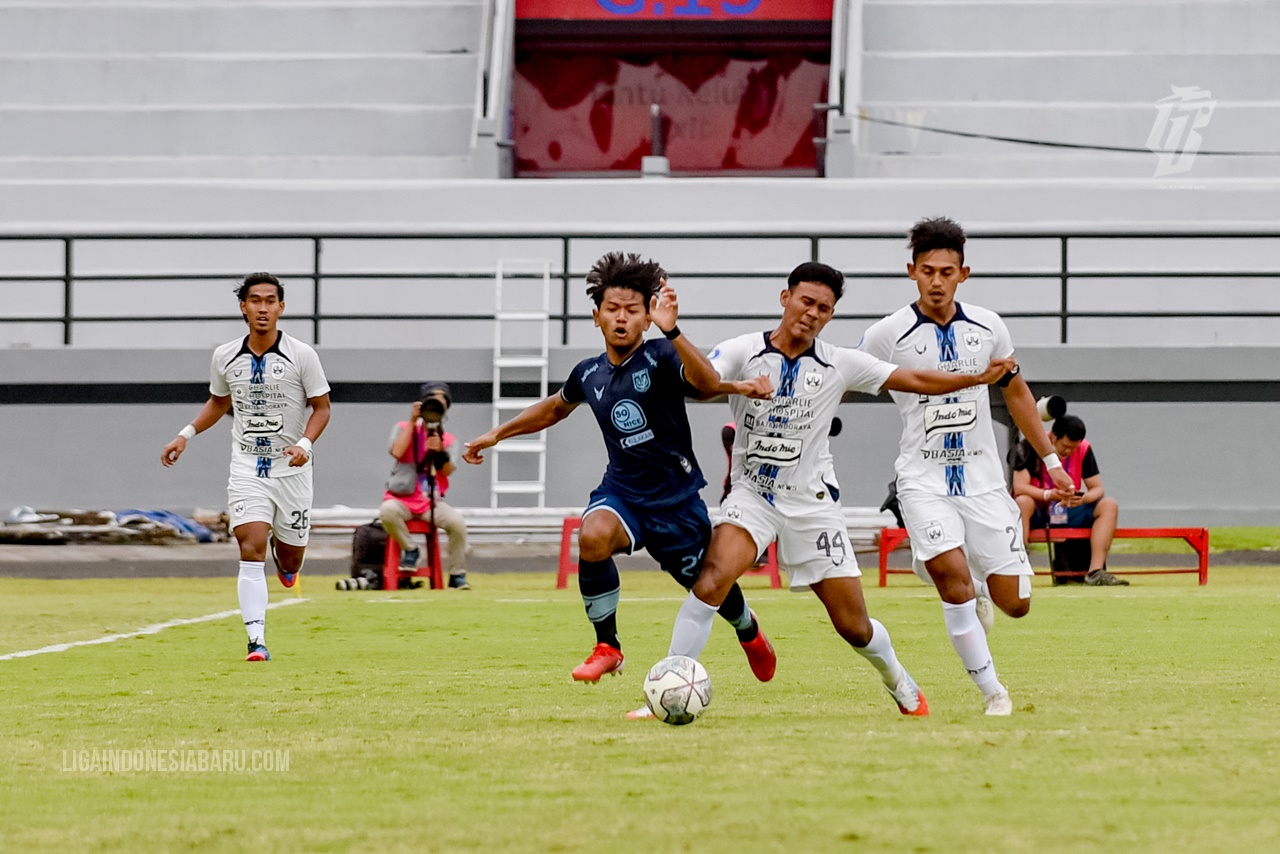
295 437 313 459
178 424 196 442
1041 452 1061 470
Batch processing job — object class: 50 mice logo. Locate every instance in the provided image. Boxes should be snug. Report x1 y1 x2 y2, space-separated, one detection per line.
611 399 647 433
612 399 655 448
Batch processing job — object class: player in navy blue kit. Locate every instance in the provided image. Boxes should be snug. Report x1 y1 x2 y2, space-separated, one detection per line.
463 253 775 691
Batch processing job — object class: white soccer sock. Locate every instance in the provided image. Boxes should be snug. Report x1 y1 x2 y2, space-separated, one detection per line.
667 592 718 659
238 560 268 645
973 575 990 599
942 600 1004 698
853 618 906 689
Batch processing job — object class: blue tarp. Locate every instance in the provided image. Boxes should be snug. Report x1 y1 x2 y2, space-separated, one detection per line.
115 509 214 543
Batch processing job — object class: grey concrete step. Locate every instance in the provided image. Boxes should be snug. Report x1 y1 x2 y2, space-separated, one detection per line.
857 103 1280 155
0 105 475 156
863 52 1280 103
0 1 484 53
0 155 476 180
4 176 1280 235
853 152 1280 180
865 1 1279 53
0 55 478 106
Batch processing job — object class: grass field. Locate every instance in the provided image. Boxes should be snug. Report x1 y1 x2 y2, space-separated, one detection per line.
2 567 1278 853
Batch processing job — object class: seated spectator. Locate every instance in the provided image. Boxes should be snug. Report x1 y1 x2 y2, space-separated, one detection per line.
379 383 470 590
1011 414 1126 586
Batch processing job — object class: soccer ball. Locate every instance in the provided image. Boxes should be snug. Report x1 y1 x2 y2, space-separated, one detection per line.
643 655 712 725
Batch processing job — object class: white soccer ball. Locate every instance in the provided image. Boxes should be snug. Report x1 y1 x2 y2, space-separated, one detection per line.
643 655 712 725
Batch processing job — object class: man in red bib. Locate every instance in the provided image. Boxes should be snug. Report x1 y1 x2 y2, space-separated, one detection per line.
1011 414 1124 586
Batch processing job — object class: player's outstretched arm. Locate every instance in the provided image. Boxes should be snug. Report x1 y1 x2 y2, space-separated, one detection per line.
161 395 232 467
463 393 576 465
651 282 773 401
284 393 331 467
1000 373 1074 492
883 357 1017 396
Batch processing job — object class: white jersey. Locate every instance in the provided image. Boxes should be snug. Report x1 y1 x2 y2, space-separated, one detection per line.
859 302 1012 497
209 332 330 479
711 331 896 506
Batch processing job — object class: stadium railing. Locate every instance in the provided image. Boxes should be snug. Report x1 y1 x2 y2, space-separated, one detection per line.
2 228 1277 346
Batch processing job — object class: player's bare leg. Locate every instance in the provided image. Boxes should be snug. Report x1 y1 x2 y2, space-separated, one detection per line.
925 548 1010 714
810 576 927 716
234 521 273 661
987 574 1030 619
571 510 631 681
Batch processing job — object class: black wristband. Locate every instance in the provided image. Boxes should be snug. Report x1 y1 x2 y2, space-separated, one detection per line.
994 362 1021 388
663 325 681 340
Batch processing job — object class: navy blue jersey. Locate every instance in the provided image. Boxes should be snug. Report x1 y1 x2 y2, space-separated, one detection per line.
560 338 706 509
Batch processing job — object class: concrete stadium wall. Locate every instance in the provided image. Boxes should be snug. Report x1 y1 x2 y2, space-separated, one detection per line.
1 345 1274 527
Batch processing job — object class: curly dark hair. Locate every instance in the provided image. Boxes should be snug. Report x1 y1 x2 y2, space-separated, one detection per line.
585 252 665 308
908 217 966 264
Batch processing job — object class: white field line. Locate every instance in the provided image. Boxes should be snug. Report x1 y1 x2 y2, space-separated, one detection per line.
0 598 309 661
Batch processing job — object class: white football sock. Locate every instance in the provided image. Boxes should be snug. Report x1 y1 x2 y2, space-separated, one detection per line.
667 592 718 659
238 560 268 645
853 618 906 688
942 600 1003 697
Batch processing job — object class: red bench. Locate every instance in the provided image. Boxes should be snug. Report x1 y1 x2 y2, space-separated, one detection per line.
382 519 443 590
878 526 1209 587
556 515 783 590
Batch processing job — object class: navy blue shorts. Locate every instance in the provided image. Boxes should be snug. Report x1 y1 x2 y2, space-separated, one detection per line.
1030 502 1095 529
583 486 711 587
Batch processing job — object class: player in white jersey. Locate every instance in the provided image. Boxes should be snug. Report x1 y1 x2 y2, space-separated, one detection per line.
161 273 332 662
859 218 1073 715
665 262 1015 717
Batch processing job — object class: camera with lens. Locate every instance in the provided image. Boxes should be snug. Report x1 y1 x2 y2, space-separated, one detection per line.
418 381 452 436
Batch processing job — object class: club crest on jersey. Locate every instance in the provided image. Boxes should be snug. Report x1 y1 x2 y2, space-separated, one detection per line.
610 399 647 433
925 521 944 543
233 386 246 398
271 361 286 379
803 371 822 393
724 506 742 521
632 369 650 393
963 330 982 352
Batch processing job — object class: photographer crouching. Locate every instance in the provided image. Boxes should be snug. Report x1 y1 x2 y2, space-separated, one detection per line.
379 382 471 590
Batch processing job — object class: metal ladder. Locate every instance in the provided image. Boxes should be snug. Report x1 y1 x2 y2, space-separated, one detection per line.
489 259 551 507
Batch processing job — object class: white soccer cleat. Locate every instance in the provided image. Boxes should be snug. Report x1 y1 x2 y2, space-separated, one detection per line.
625 704 655 721
974 594 995 635
886 669 929 716
984 690 1013 716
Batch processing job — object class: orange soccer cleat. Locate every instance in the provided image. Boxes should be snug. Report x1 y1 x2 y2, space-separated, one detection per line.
739 610 777 682
887 669 929 717
571 643 625 682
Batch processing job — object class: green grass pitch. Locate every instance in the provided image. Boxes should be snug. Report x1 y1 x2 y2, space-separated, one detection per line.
1 567 1277 852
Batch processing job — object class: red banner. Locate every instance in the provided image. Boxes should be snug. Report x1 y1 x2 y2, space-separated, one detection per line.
516 0 833 22
513 51 828 174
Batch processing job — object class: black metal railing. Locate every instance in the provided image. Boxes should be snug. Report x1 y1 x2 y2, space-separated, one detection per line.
1 230 1277 346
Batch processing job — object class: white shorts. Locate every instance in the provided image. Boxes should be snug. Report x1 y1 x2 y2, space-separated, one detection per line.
714 486 860 592
227 469 313 547
897 487 1030 583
